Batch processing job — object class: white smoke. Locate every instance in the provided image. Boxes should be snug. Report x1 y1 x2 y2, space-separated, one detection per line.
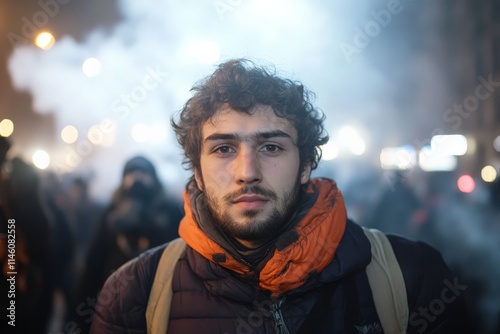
7 0 400 199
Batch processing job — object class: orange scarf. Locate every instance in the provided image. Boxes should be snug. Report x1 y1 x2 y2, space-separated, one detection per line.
179 178 347 297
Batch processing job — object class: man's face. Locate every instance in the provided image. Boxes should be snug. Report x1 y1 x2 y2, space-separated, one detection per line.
194 105 311 244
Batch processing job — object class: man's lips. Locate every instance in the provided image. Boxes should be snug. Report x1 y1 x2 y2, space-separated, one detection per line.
232 195 269 210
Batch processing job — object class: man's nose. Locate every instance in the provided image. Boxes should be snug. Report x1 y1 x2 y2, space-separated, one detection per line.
235 149 262 185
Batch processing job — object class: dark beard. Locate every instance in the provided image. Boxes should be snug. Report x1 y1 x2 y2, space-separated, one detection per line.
204 174 302 243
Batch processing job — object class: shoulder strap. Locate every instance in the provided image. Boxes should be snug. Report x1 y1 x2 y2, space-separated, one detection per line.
146 238 187 334
362 227 408 334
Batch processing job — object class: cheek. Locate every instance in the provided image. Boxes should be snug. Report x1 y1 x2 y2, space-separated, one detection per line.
268 163 298 188
199 165 229 193
277 156 300 179
205 160 235 186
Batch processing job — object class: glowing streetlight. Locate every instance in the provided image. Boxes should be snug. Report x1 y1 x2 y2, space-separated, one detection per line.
481 166 497 183
35 31 55 50
0 119 14 137
32 150 50 169
337 125 366 155
321 141 339 161
430 134 468 156
61 125 79 144
82 57 102 77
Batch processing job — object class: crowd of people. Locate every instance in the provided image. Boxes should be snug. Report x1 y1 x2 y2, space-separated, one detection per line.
1 59 499 333
0 137 183 333
366 171 500 334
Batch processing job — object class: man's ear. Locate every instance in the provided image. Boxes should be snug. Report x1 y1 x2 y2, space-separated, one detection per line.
194 168 204 191
300 163 312 184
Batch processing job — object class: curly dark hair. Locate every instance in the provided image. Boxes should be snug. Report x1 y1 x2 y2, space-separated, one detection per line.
171 58 328 172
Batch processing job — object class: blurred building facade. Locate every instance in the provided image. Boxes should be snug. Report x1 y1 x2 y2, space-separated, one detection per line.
444 0 500 175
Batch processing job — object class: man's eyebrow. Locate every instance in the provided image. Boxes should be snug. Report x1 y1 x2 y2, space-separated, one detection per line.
254 130 292 140
204 133 240 143
203 130 292 143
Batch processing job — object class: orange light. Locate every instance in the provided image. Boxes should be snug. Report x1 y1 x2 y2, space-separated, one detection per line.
35 31 55 50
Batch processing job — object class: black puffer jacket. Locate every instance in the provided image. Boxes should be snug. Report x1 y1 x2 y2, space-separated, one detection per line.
90 220 471 334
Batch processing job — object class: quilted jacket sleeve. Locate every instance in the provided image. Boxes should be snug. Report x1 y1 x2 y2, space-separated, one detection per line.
389 235 473 334
89 245 165 334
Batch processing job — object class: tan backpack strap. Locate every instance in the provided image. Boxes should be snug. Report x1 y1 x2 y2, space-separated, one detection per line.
362 227 408 334
146 238 187 334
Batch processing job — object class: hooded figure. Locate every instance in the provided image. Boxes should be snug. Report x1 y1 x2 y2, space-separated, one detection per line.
72 156 183 332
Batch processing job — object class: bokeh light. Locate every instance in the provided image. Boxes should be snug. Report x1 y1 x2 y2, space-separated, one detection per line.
0 119 14 137
481 165 497 183
338 125 366 156
149 124 168 143
350 138 366 156
431 134 468 156
32 150 50 169
35 31 55 50
82 57 102 77
61 125 79 144
494 135 500 153
380 146 416 170
457 174 475 193
321 141 339 161
419 146 457 172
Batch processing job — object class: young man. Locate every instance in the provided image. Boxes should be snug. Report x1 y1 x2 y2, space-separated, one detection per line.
90 59 471 333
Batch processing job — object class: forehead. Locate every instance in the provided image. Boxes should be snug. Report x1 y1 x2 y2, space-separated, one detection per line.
202 105 297 141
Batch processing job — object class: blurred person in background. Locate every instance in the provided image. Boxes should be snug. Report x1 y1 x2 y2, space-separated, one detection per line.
66 176 103 277
0 139 54 333
40 172 77 331
364 170 427 239
73 155 183 332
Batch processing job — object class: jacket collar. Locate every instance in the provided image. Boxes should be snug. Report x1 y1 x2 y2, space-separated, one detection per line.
179 178 348 297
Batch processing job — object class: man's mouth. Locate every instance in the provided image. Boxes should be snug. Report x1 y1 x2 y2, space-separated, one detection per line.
232 194 269 210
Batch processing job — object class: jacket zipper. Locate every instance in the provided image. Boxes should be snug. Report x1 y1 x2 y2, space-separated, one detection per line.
271 299 290 334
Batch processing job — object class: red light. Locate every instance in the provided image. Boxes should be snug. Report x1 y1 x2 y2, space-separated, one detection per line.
457 175 475 193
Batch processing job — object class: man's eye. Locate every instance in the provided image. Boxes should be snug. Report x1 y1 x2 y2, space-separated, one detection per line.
214 146 235 154
261 144 281 152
